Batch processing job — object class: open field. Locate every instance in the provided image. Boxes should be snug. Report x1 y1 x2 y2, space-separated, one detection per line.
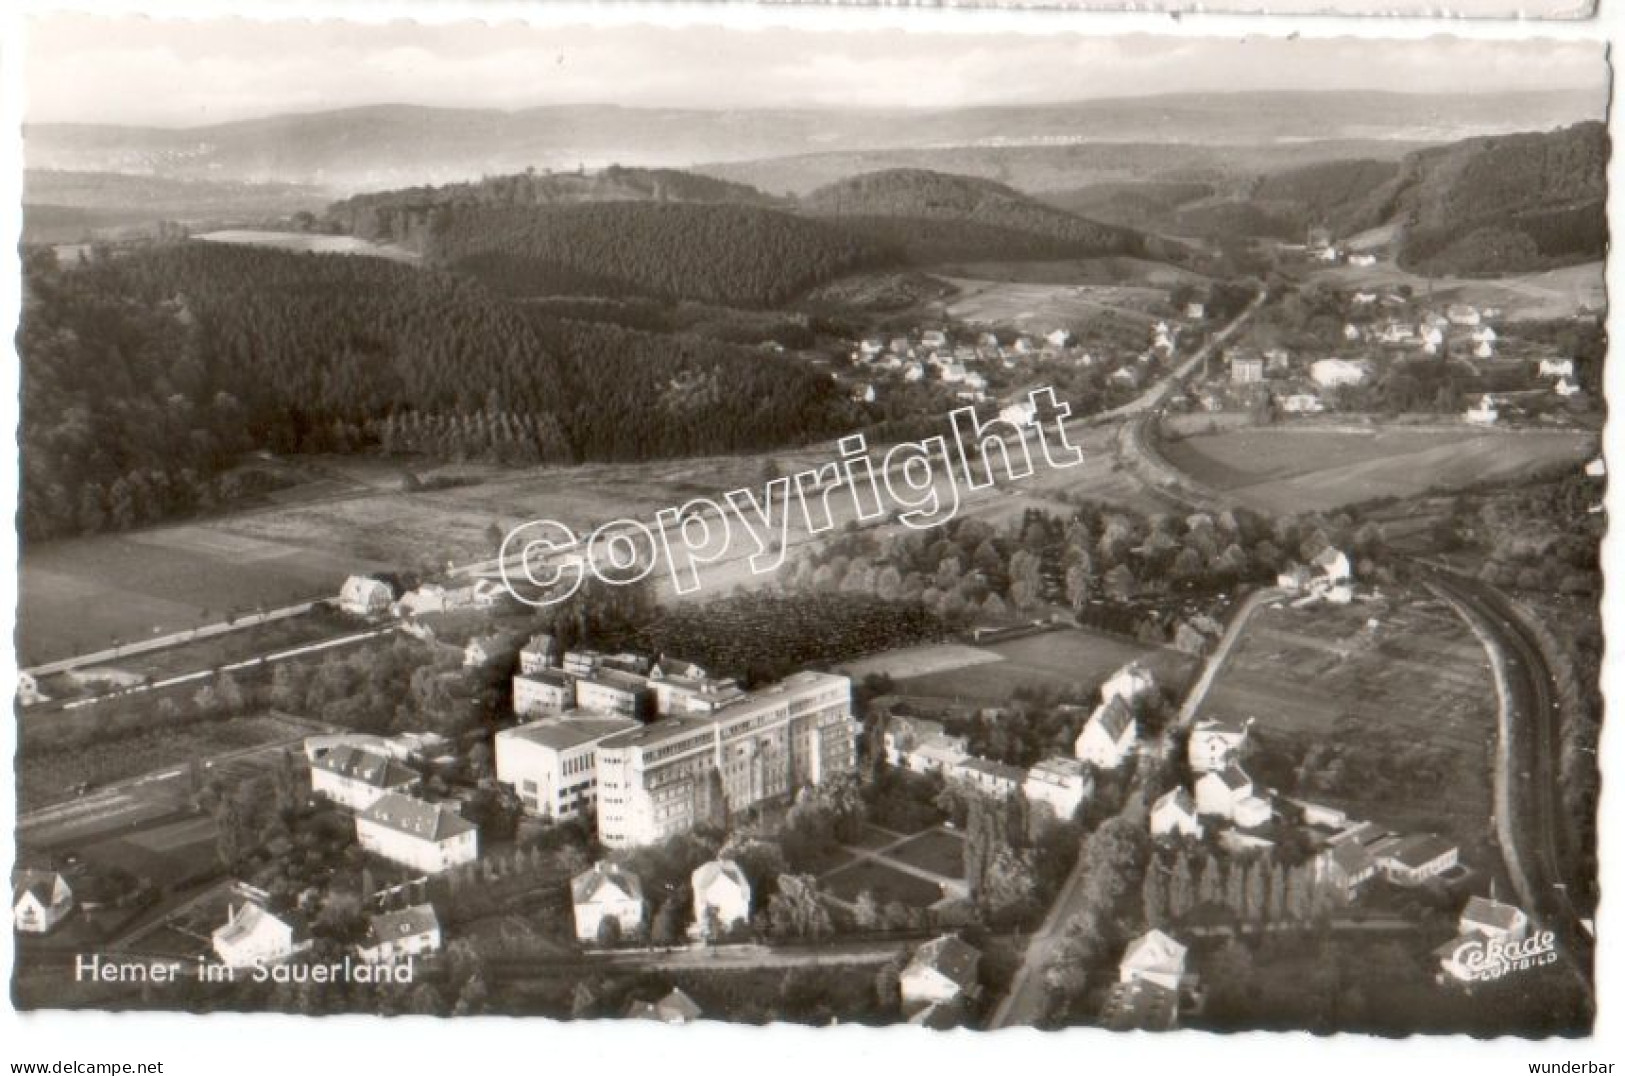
887 829 966 880
836 643 1001 681
823 859 946 909
1159 426 1594 516
941 276 1167 330
899 627 1197 704
1202 593 1496 851
1310 259 1604 321
19 713 311 811
195 230 419 261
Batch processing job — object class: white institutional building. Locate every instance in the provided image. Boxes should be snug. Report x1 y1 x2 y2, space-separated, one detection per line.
495 712 640 820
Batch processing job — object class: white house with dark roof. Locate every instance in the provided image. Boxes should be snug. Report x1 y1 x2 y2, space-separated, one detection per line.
1460 896 1528 942
1023 756 1093 820
1119 929 1188 993
1074 698 1137 769
339 575 395 617
12 870 73 934
496 712 639 820
358 903 442 964
1376 833 1458 886
1313 547 1352 584
691 859 752 936
1101 662 1156 708
1150 788 1202 840
309 745 420 812
1194 765 1270 827
1188 717 1252 774
573 863 645 942
627 987 703 1024
355 793 478 874
901 935 981 1013
952 757 1026 799
884 714 969 775
212 899 298 968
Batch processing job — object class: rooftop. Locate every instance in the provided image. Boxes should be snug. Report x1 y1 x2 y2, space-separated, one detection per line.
359 793 477 843
499 712 639 752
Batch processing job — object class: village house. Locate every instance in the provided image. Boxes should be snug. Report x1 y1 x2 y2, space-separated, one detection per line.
1100 978 1180 1032
952 756 1026 800
691 859 752 936
15 671 46 708
900 935 982 1013
1310 359 1369 389
1150 788 1202 840
1023 756 1093 820
1194 765 1271 827
495 712 640 820
1188 717 1252 774
338 575 395 617
1280 393 1324 414
355 793 479 874
1229 353 1265 384
1313 839 1377 899
572 862 645 942
1460 895 1529 942
626 987 703 1024
309 744 421 812
1314 547 1352 585
513 668 575 717
1375 833 1459 886
1074 697 1138 770
1555 377 1582 398
1000 400 1038 427
1119 929 1189 993
1465 394 1500 426
1539 358 1575 379
1185 302 1206 320
12 870 73 934
884 714 970 775
357 904 442 964
1277 564 1315 593
1102 662 1156 708
213 897 299 968
1343 323 1361 342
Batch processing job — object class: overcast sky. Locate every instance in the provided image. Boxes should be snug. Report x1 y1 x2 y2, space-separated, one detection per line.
24 15 1609 127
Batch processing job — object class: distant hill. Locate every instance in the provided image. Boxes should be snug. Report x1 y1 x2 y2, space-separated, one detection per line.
328 165 781 241
22 170 326 243
421 202 888 308
1383 121 1608 274
801 168 1159 264
26 91 1599 190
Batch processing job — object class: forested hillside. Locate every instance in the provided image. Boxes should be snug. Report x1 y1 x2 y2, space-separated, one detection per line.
328 165 780 243
802 168 1150 263
19 243 855 540
425 202 887 307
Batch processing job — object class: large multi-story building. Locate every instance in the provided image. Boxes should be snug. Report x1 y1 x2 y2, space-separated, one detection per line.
495 712 640 820
595 671 857 848
355 793 479 874
513 669 575 717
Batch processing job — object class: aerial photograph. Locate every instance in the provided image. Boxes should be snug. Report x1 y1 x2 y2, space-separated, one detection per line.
10 16 1607 1037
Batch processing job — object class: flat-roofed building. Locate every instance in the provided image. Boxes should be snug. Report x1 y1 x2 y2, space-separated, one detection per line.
495 712 640 820
595 671 856 848
513 668 574 717
575 668 650 718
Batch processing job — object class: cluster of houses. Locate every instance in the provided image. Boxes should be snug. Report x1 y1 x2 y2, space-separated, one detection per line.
570 857 751 944
1275 546 1356 606
338 573 509 619
495 638 858 849
205 881 443 970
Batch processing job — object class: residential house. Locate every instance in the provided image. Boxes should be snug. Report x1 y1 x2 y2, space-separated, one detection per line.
355 793 479 874
513 668 575 717
1101 662 1156 708
884 715 969 775
1465 395 1499 426
1119 929 1188 992
1230 354 1265 384
1188 717 1252 774
1194 765 1270 827
691 859 752 936
303 732 391 763
339 575 395 617
1310 359 1369 389
900 935 982 1013
1313 547 1352 584
1184 303 1206 320
1313 839 1377 899
572 862 645 942
1446 303 1482 326
15 671 46 708
357 904 442 964
1376 833 1459 886
1276 564 1315 592
1150 788 1202 840
309 745 421 812
519 633 558 674
626 988 703 1024
1343 323 1361 342
1348 254 1377 268
1023 756 1093 820
1000 400 1038 427
1555 377 1581 398
212 899 298 968
1074 697 1137 770
12 870 73 934
1539 358 1575 379
1045 328 1072 348
1460 896 1529 942
1280 393 1324 414
496 712 639 820
953 757 1025 800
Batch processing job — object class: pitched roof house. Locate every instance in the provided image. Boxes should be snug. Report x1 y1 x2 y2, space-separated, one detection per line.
309 745 420 812
13 870 73 934
626 987 703 1024
691 859 752 935
1377 833 1459 886
1101 662 1156 707
901 935 982 1012
573 862 645 942
1023 756 1093 821
1074 698 1137 770
355 793 478 874
212 899 298 968
1119 929 1188 992
1460 896 1529 942
1188 717 1252 774
1150 788 1202 840
358 904 442 964
339 575 395 617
